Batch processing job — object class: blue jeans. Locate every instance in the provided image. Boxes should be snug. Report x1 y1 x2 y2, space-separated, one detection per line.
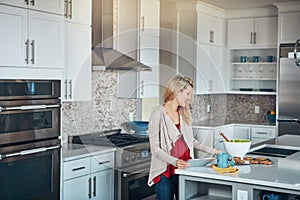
154 175 178 200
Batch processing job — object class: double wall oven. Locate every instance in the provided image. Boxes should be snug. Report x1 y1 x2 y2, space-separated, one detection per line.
0 80 61 200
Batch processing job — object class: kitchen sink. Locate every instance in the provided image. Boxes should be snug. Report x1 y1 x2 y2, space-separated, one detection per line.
249 144 300 158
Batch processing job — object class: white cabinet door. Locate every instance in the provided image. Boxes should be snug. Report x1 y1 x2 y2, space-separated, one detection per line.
278 12 300 44
93 169 114 200
139 34 159 98
64 22 92 101
63 175 90 200
0 5 28 67
196 44 224 94
233 125 251 140
65 0 91 25
29 10 64 69
228 17 277 48
139 0 160 37
254 17 277 47
193 127 214 158
228 18 253 47
197 12 225 46
0 0 64 15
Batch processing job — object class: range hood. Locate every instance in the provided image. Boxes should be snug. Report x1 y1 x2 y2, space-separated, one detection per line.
92 0 152 71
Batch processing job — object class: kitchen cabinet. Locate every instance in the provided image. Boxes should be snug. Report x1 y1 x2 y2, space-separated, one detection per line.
228 48 277 94
63 0 92 101
0 4 64 70
0 0 64 15
64 0 91 25
63 152 115 200
196 43 225 94
195 3 226 94
192 127 214 158
251 126 275 145
227 17 277 48
278 12 300 44
138 0 160 98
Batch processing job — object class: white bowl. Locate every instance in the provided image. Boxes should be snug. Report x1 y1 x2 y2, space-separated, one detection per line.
223 139 251 158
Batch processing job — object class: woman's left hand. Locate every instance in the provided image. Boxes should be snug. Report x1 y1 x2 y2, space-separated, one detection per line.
176 159 190 169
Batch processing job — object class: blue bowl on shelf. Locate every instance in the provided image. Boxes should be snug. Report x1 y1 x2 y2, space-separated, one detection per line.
128 121 149 135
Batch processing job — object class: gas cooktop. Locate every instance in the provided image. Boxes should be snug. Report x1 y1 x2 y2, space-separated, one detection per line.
72 129 149 148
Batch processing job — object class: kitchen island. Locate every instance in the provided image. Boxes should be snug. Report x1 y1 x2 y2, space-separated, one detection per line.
175 157 300 200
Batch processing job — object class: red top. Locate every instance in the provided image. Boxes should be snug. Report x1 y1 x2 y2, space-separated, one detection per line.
153 123 191 184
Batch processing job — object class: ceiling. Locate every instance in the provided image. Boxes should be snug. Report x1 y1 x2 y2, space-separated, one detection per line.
198 0 300 10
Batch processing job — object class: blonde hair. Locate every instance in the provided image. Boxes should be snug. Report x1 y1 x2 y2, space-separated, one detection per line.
163 75 194 125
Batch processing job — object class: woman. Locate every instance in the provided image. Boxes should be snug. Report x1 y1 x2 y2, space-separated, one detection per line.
147 75 221 200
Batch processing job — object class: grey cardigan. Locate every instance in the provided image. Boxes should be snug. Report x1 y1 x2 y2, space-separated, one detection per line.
147 105 214 186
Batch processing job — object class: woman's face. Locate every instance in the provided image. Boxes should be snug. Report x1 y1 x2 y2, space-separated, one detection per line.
176 85 193 107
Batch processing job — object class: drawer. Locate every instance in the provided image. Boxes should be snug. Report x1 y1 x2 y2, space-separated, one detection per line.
91 152 114 173
63 157 91 180
251 127 275 139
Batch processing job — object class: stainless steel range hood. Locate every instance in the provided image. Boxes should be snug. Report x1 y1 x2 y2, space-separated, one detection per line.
92 0 152 71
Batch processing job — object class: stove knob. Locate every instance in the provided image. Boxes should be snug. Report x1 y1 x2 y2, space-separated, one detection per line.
131 155 136 161
124 156 130 162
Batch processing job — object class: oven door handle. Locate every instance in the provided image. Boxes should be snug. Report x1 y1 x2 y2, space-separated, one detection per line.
122 168 148 178
0 104 60 112
0 145 61 160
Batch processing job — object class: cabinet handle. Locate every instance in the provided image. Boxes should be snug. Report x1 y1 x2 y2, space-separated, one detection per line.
93 176 96 197
140 80 144 96
141 16 145 32
254 32 257 44
209 30 214 43
25 39 29 64
64 80 68 99
31 40 35 64
250 32 253 44
64 0 68 18
68 0 72 19
98 161 110 165
30 0 34 6
88 177 92 198
255 132 268 135
72 166 86 171
68 79 72 99
24 0 29 5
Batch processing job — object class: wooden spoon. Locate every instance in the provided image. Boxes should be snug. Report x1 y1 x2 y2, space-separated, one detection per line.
220 132 230 142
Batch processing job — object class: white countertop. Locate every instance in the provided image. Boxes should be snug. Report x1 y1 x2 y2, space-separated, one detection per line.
175 157 300 191
62 143 116 162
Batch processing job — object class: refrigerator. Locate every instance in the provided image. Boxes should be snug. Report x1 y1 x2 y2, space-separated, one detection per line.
278 40 300 138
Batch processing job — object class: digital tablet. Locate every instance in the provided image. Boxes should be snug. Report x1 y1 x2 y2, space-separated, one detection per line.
188 157 215 167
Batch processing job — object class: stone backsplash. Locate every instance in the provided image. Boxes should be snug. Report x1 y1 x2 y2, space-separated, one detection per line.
61 71 137 144
61 70 276 143
191 94 276 126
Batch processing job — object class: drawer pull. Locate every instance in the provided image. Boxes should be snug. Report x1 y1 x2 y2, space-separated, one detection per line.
72 166 86 171
255 132 268 135
98 161 110 165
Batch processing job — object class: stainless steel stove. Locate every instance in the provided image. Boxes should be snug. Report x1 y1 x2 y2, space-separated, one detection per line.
71 129 155 200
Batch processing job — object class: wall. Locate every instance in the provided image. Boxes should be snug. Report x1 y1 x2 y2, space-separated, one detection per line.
192 94 276 126
61 71 137 143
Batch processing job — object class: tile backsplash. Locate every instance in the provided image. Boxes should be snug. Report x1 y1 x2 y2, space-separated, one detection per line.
61 71 276 143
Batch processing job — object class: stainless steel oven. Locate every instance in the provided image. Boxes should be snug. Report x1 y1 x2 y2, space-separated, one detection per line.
0 79 61 200
117 162 155 200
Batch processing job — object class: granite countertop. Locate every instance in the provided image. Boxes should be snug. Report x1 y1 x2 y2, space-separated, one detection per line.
62 143 116 162
175 156 300 191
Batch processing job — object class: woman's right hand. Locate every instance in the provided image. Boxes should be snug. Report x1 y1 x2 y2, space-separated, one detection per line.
176 159 189 169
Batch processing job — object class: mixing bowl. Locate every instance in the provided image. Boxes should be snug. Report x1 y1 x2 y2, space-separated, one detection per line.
223 139 251 158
